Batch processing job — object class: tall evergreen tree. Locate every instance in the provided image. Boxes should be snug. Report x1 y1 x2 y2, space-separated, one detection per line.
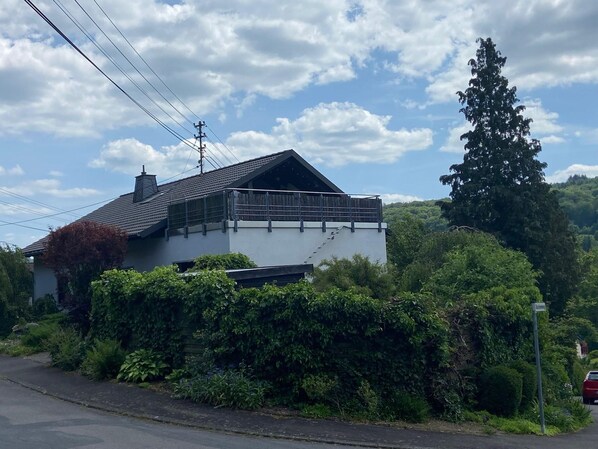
439 37 579 315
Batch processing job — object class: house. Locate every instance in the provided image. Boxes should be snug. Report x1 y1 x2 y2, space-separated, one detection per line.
23 150 387 299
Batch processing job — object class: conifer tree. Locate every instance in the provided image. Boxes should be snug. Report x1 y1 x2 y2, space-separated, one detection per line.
439 38 579 314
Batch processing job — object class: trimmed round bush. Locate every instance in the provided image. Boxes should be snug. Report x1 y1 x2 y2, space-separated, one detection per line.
508 360 537 411
478 365 522 417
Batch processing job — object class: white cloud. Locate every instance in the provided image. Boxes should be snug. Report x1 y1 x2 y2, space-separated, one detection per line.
380 193 423 204
524 99 563 137
547 164 598 183
89 137 201 177
440 122 470 153
49 170 64 177
3 0 598 138
221 102 433 166
0 164 24 175
541 135 565 145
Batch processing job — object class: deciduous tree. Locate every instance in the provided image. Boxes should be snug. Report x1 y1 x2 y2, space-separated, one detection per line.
42 221 127 331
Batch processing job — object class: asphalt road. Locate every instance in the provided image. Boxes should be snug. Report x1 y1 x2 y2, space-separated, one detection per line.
0 379 360 449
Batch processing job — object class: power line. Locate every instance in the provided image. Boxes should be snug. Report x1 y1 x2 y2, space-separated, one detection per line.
87 0 238 167
0 196 116 228
0 187 80 219
92 0 202 124
0 199 69 224
0 219 49 232
23 0 218 171
205 123 240 163
53 0 197 142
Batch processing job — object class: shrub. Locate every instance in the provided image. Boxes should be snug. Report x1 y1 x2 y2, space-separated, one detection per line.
381 391 430 423
46 328 85 371
190 253 256 271
31 295 59 319
508 360 537 411
301 374 338 402
117 349 169 383
91 267 186 367
172 369 268 410
20 320 62 352
312 255 397 300
478 365 522 417
81 339 126 381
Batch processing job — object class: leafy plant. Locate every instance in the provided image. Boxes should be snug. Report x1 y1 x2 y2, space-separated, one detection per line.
46 327 85 371
81 339 126 380
381 391 430 423
190 253 256 271
172 369 268 410
117 349 169 383
20 320 62 352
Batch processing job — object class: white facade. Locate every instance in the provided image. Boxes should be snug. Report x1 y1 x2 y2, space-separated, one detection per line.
32 220 387 299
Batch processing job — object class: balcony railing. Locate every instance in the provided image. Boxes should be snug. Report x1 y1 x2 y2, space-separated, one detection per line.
167 188 382 232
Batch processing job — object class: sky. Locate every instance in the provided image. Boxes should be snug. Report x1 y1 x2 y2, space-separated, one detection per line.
1 0 598 249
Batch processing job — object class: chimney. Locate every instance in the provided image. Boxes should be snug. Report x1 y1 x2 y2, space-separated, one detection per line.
133 165 158 203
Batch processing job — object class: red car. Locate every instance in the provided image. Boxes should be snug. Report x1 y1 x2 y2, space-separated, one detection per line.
582 371 598 404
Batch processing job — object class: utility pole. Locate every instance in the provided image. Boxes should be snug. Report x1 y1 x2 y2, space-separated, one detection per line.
532 302 547 434
194 121 206 174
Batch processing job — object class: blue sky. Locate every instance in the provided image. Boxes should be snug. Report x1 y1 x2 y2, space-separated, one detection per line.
2 0 598 248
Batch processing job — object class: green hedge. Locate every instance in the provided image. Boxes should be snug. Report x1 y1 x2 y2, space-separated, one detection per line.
200 281 449 411
91 267 186 366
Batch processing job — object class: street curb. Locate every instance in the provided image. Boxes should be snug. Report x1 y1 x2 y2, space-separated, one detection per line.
4 376 428 449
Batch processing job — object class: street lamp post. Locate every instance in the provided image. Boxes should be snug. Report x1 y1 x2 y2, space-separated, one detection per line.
532 302 546 434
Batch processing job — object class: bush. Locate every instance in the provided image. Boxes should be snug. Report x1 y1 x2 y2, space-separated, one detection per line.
91 267 186 367
20 320 62 352
533 399 592 433
32 295 59 319
172 369 268 410
190 253 256 271
46 328 85 371
81 339 126 380
301 374 338 402
381 391 430 423
312 255 397 300
478 365 522 417
508 360 537 411
117 349 169 383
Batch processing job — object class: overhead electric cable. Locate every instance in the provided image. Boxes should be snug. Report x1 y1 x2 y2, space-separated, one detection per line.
23 0 218 170
205 123 240 163
53 0 197 143
0 196 117 228
0 200 70 224
0 187 80 219
0 219 49 232
92 0 202 123
90 0 238 166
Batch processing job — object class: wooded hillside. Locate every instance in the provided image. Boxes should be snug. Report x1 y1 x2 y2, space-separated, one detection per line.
384 175 598 249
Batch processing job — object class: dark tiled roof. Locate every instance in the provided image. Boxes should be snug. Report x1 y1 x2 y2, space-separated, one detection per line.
23 150 299 256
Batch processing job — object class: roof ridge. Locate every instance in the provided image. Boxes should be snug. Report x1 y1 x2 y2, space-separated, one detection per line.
138 149 295 193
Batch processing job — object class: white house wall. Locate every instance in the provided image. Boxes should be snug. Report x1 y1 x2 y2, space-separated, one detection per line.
32 220 386 299
228 221 387 267
32 259 57 300
125 229 231 271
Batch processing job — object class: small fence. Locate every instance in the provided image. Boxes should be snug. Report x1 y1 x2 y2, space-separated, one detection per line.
167 188 382 232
